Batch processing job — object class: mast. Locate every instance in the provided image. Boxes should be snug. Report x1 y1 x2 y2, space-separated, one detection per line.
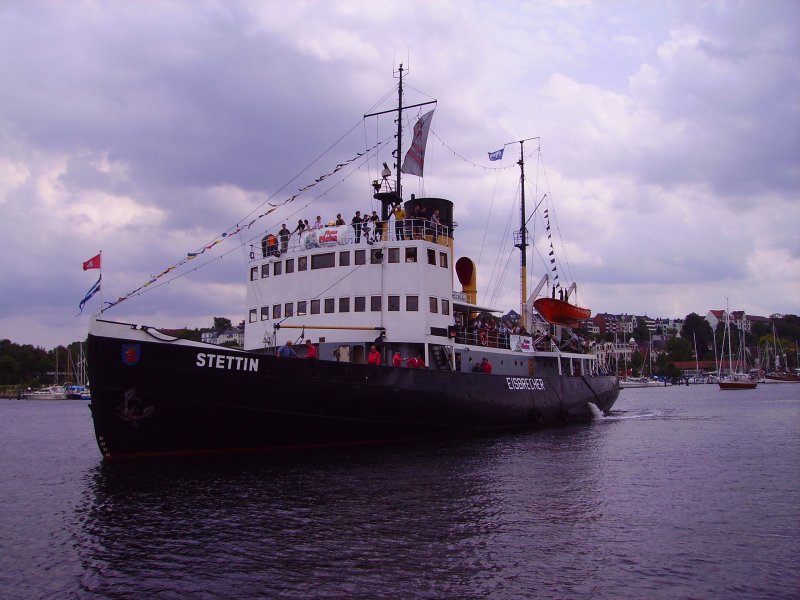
511 137 538 330
395 64 404 200
364 64 436 219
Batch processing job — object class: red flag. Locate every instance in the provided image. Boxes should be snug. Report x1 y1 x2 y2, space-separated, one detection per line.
83 253 101 271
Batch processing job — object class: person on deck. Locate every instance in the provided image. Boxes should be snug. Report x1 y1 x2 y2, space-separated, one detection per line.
278 224 291 254
408 354 426 369
277 341 298 358
393 204 405 241
367 345 381 365
392 352 404 367
481 357 492 374
305 340 317 361
335 213 345 226
352 211 363 243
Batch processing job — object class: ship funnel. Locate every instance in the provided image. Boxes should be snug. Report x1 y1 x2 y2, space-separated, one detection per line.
456 257 477 304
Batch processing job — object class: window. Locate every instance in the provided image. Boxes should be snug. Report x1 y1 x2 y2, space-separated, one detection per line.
261 264 269 278
339 297 350 312
371 296 382 311
272 304 281 319
406 295 419 311
311 299 320 314
250 267 258 281
339 251 350 267
427 249 436 265
355 249 366 265
429 297 438 313
285 302 294 317
442 299 450 316
273 261 282 276
439 252 448 268
311 253 335 269
249 308 257 323
405 247 417 263
297 301 307 316
388 247 399 263
285 258 294 274
388 295 400 311
261 306 269 321
370 249 382 264
298 256 308 271
324 298 335 313
355 296 366 312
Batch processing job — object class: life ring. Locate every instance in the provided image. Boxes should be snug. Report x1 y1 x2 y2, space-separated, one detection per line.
479 331 488 346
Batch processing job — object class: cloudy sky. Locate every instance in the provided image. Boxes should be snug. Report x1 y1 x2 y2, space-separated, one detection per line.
1 0 798 349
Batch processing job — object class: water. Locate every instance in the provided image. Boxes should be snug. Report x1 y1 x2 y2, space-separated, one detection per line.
1 385 798 599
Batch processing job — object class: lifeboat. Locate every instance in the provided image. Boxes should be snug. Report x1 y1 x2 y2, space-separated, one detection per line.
533 297 591 328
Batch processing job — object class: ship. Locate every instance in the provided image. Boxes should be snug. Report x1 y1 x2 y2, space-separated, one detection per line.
87 66 619 459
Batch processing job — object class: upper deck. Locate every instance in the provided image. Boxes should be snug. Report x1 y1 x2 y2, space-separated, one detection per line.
244 217 456 350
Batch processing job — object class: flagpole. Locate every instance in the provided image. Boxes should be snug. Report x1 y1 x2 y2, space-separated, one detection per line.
98 250 103 314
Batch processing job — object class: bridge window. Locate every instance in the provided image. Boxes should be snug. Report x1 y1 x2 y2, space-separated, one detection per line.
388 295 400 311
297 301 307 316
442 299 450 316
250 267 258 281
261 306 269 321
273 262 282 276
406 295 419 311
371 295 382 311
405 248 417 263
355 296 366 312
324 298 335 313
355 249 366 265
388 248 399 263
427 249 436 265
249 308 257 323
339 297 350 313
440 252 448 268
261 264 269 278
285 302 294 317
285 258 294 274
298 256 307 271
339 251 350 266
272 304 281 319
311 299 320 315
311 253 335 270
429 297 438 313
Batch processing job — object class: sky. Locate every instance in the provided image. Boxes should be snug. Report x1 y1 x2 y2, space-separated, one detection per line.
1 0 798 350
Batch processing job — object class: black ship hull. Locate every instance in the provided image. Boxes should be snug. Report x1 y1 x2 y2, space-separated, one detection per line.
87 324 619 459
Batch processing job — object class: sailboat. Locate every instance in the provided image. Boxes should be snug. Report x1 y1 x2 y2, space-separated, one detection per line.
718 304 757 390
86 65 619 459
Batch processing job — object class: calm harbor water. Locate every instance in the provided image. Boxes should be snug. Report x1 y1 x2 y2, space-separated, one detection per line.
1 384 798 599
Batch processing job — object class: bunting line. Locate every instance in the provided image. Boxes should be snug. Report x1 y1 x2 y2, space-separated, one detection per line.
102 140 385 311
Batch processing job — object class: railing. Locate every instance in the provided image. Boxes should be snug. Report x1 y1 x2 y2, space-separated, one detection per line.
453 328 512 350
252 218 450 260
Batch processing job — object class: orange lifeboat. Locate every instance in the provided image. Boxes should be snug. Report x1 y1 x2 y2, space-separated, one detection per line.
533 297 591 328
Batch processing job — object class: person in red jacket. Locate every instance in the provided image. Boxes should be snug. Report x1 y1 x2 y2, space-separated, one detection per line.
480 357 492 374
305 340 317 360
392 352 403 367
367 345 381 365
408 354 426 369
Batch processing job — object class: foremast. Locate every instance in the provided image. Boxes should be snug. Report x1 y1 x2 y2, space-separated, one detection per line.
364 64 436 219
511 137 539 330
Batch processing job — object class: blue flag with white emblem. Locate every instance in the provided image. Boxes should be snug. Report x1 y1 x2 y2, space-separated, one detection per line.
488 148 504 161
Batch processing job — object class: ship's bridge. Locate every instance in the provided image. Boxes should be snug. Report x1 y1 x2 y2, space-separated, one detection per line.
244 200 456 351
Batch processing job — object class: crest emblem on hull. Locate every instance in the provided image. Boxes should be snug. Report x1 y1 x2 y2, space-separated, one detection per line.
121 344 141 366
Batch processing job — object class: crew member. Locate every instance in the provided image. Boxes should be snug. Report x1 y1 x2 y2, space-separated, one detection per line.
367 345 381 365
305 340 318 360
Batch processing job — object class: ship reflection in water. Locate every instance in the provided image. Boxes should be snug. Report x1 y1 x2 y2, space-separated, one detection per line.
71 385 800 599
